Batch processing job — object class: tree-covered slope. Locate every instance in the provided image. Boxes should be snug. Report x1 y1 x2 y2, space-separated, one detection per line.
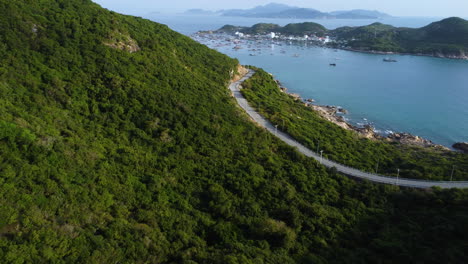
1 1 468 263
281 22 327 36
332 17 468 57
218 22 327 36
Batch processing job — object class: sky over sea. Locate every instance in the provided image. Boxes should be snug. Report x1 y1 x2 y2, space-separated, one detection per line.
93 0 468 17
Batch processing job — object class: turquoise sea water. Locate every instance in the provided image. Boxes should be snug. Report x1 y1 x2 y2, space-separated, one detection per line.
150 15 468 147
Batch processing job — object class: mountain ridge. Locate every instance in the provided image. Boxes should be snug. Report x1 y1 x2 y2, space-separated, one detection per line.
184 2 391 19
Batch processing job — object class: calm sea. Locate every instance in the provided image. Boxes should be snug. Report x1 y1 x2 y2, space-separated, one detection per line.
148 14 468 147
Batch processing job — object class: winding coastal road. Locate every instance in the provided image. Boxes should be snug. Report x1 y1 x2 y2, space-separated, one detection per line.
230 70 468 189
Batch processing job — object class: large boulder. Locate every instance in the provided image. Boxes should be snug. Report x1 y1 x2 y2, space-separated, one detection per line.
453 142 468 153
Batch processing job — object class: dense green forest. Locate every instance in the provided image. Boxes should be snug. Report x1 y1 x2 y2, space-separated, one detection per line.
331 17 468 56
241 68 468 181
1 0 468 263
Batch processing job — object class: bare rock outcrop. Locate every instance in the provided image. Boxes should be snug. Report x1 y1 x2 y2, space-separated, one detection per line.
355 125 379 139
387 133 449 150
311 105 355 131
104 31 141 53
231 65 249 82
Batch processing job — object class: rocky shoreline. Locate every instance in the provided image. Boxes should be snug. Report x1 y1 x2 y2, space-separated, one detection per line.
277 79 451 150
342 47 468 60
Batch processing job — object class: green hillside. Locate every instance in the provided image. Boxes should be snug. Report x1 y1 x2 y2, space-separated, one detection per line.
1 0 468 263
332 17 468 56
218 22 327 36
281 22 327 36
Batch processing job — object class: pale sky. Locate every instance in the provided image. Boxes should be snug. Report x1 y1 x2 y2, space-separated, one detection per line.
92 0 468 17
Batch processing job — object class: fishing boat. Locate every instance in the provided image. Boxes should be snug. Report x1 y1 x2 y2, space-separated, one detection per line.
383 58 397 62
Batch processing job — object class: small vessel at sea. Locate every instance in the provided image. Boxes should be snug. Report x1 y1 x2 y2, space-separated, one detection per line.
329 63 337 66
383 58 397 62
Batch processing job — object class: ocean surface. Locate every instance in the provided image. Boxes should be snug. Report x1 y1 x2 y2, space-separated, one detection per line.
148 14 468 147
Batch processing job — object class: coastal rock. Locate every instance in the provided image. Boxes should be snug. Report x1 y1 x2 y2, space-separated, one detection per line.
309 104 449 149
337 107 348 114
312 105 354 131
312 105 336 115
289 93 302 101
356 125 377 139
433 51 468 60
275 80 289 93
387 132 449 149
453 142 468 153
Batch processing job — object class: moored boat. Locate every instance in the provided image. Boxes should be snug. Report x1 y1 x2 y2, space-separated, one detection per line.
383 58 397 62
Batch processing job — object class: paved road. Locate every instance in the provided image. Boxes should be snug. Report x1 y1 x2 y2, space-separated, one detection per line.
230 70 468 189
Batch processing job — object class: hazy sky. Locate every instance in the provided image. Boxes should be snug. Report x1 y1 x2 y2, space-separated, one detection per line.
92 0 468 17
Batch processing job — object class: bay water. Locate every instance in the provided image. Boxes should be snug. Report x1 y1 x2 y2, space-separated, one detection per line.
149 14 468 147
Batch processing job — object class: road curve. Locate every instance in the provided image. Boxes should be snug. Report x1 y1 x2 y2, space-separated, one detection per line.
230 70 468 189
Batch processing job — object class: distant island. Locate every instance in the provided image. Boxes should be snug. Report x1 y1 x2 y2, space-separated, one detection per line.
185 9 217 15
211 17 468 59
184 2 391 19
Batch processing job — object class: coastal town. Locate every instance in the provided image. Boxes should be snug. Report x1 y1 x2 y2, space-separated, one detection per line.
194 28 343 54
231 30 334 44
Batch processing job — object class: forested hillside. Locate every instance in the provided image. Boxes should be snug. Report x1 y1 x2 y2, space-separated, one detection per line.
332 17 468 57
218 22 327 36
0 0 468 263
